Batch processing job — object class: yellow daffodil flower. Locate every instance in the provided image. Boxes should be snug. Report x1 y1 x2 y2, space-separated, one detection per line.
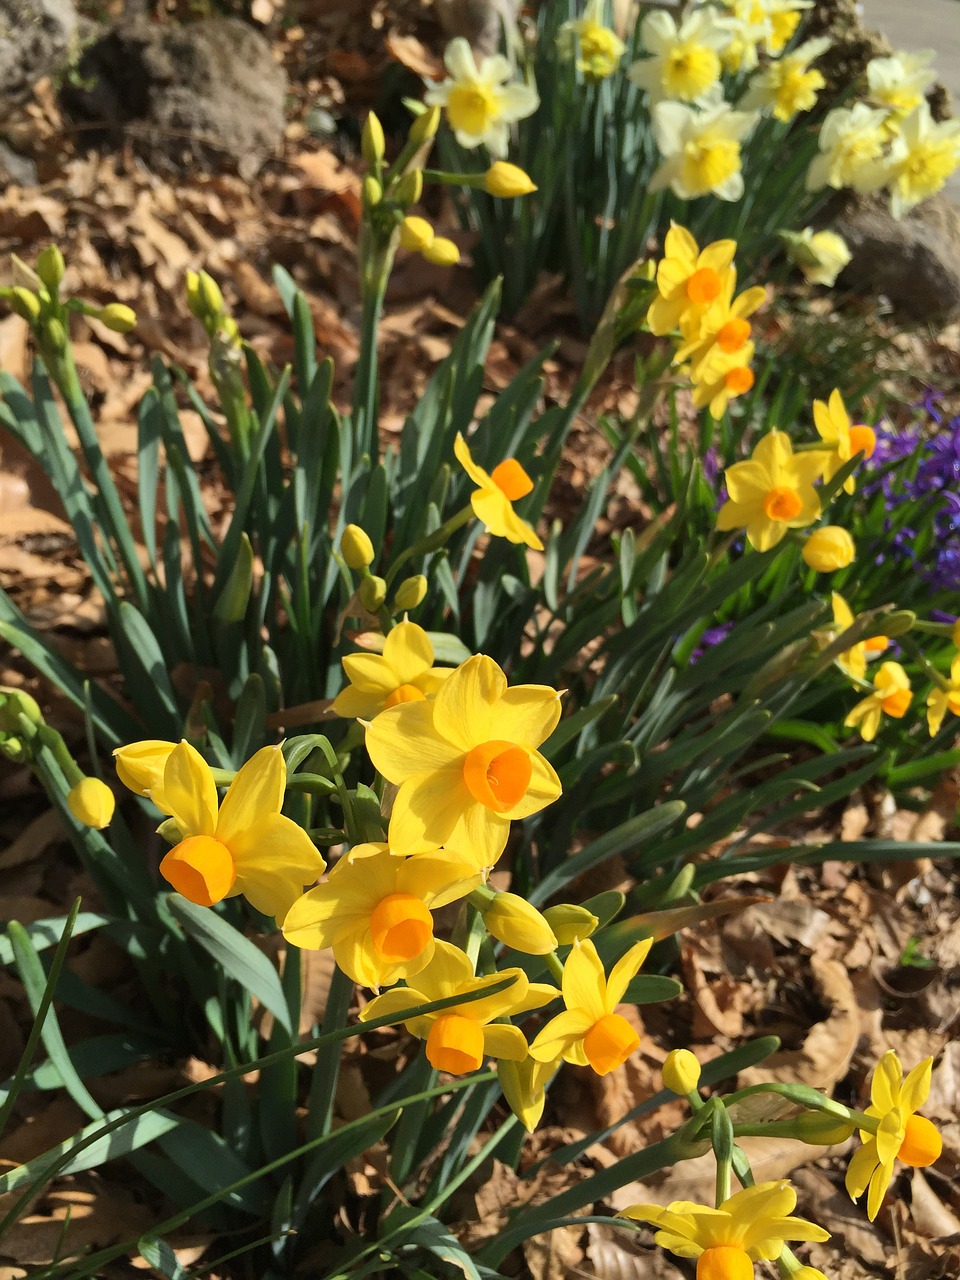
557 0 626 81
621 1181 829 1276
364 653 562 867
884 105 960 219
358 939 557 1074
927 653 960 735
779 227 852 287
806 103 891 194
844 661 912 742
650 88 759 201
716 431 824 551
674 273 766 377
801 525 855 573
281 842 480 987
528 937 651 1076
822 593 889 682
113 739 177 806
647 223 737 337
742 37 830 122
454 432 543 550
812 388 877 494
629 7 731 105
155 741 325 919
845 1051 942 1220
331 620 452 720
866 50 936 117
717 1 769 74
425 37 539 159
764 0 813 54
498 1052 560 1131
690 341 757 419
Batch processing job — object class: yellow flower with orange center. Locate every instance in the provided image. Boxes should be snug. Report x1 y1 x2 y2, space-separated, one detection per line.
926 653 960 736
716 431 824 551
358 939 557 1074
821 593 889 683
529 937 651 1076
331 620 453 720
812 389 877 494
152 741 326 920
674 271 766 378
844 661 912 742
845 1051 942 1220
647 223 737 337
281 842 481 988
364 653 562 867
454 433 543 550
621 1181 829 1278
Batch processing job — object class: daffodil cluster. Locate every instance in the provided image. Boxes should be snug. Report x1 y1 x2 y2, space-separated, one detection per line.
807 47 960 217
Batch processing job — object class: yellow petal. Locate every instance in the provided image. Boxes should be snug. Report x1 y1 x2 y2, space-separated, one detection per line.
162 740 219 837
500 749 562 820
216 745 285 847
331 683 389 720
388 766 475 854
561 938 608 1022
528 1008 596 1061
229 812 325 918
454 432 493 489
899 1056 933 1115
359 985 429 1027
871 1050 902 1112
845 1138 879 1200
432 654 505 751
113 739 177 799
866 1158 894 1221
364 701 462 783
396 851 482 907
482 1023 529 1061
494 685 563 748
383 620 435 686
605 938 654 1009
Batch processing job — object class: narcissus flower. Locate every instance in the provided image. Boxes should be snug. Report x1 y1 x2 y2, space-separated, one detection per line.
764 0 814 54
716 431 824 551
823 593 888 682
802 525 855 573
742 37 830 122
689 339 757 419
629 7 730 105
331 620 452 720
844 662 912 742
359 939 556 1073
650 89 758 201
845 1051 942 1220
867 50 936 117
807 103 890 193
927 653 960 735
779 227 851 287
455 433 543 550
155 741 325 919
281 843 480 987
647 223 737 337
621 1181 829 1275
883 105 960 218
557 0 626 81
67 777 115 829
364 654 562 867
425 37 539 158
529 937 651 1075
498 1052 559 1131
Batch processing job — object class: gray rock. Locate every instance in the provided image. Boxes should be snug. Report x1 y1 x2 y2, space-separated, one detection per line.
61 17 286 177
0 139 38 185
0 0 77 112
834 194 960 324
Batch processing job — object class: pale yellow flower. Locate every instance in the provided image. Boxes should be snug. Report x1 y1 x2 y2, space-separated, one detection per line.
425 37 538 158
780 227 851 287
867 50 936 117
651 88 758 201
806 103 891 194
628 7 731 105
557 0 626 81
884 104 960 218
742 37 831 122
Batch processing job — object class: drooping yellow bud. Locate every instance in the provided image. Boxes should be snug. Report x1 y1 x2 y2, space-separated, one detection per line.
399 216 434 253
67 777 115 829
8 287 40 323
484 162 537 198
801 525 855 573
662 1048 701 1096
99 303 137 333
409 104 441 147
341 524 375 570
480 892 558 955
393 574 427 611
113 740 177 796
394 168 423 207
362 175 383 207
426 1013 484 1074
422 236 460 266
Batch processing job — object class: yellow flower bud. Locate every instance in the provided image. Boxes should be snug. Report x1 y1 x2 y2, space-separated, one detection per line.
542 903 598 945
362 111 386 167
484 162 538 198
787 1111 857 1145
98 303 137 334
399 216 435 253
358 575 387 612
394 574 428 611
362 175 383 207
185 269 203 319
422 236 460 266
394 168 423 208
9 286 40 323
341 524 375 570
662 1049 701 1096
409 104 441 147
43 317 68 352
481 892 558 955
801 526 855 573
197 271 224 319
36 244 65 291
67 777 115 829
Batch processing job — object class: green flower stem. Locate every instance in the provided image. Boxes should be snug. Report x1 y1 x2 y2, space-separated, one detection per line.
912 620 956 638
544 951 565 984
384 503 474 590
353 223 398 461
721 1081 855 1123
899 634 952 691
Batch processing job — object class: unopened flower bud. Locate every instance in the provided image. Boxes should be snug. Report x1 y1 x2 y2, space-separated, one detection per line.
409 104 441 147
882 609 916 637
113 740 177 796
99 303 137 334
341 524 375 570
484 162 537 198
362 111 386 168
197 271 224 319
788 1111 857 1145
662 1049 701 1096
9 286 40 323
43 317 68 353
481 892 558 954
543 903 598 944
422 236 460 266
780 227 851 288
801 526 855 573
362 175 383 208
394 168 423 208
0 687 43 734
393 574 427 611
67 777 115 829
399 216 434 253
36 244 65 291
358 575 387 612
